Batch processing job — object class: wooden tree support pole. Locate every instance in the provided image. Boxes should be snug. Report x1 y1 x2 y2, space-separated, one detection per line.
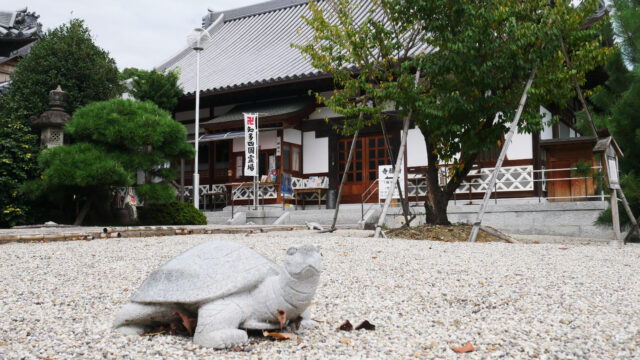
374 69 421 238
611 188 621 240
380 118 411 226
617 189 640 244
559 36 637 244
469 68 537 242
327 116 362 232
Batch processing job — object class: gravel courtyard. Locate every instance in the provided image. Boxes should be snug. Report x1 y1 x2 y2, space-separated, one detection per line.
1 230 639 359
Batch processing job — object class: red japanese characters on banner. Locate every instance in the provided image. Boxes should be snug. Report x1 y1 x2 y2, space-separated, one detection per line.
244 113 258 176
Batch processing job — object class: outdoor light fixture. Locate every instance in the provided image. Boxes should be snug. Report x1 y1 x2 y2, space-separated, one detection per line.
187 27 211 210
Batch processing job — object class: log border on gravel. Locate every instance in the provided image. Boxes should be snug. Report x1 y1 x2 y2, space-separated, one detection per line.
0 225 331 244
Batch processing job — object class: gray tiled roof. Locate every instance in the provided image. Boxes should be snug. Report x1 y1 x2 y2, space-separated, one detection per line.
157 0 432 95
0 8 41 40
203 96 314 125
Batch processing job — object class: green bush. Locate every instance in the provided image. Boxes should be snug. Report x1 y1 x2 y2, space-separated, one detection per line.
138 201 206 226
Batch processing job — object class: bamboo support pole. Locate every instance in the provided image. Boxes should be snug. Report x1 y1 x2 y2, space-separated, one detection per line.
380 118 411 226
469 68 537 242
327 115 362 232
374 69 421 238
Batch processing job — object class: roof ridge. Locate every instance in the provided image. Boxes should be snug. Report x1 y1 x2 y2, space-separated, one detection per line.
203 0 308 27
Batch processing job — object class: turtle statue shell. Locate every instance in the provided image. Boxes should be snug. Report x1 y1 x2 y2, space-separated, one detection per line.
131 241 281 304
114 241 322 349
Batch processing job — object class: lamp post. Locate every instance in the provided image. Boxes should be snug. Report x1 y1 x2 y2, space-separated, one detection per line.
187 27 211 210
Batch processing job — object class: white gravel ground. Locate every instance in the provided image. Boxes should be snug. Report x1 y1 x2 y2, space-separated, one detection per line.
1 230 639 359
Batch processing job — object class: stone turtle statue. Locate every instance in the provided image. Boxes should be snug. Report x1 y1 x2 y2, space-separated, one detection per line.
113 241 322 348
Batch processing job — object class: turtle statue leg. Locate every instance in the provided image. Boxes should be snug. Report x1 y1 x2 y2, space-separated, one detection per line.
113 302 182 335
299 307 319 330
193 300 248 349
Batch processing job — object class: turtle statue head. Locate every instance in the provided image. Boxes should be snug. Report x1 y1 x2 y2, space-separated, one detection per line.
283 244 322 280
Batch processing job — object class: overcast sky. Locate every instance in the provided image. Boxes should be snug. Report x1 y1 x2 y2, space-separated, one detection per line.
19 0 262 70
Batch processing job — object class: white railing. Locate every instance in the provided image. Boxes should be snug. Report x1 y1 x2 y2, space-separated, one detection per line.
407 166 604 203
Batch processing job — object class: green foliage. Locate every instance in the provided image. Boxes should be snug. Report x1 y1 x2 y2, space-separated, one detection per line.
135 183 177 205
0 18 120 227
611 0 640 65
36 143 131 190
28 99 194 224
580 1 640 229
597 172 640 227
0 19 120 122
571 159 594 178
296 0 610 223
138 201 207 226
66 99 194 177
0 119 39 227
122 68 183 112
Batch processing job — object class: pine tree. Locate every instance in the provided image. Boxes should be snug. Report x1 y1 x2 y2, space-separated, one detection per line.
590 0 640 226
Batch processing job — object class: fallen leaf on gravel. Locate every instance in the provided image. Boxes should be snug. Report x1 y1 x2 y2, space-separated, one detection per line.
277 309 287 328
338 320 353 331
340 338 351 345
355 320 375 331
559 247 568 250
415 258 424 260
262 330 297 341
140 327 166 337
453 342 474 353
372 256 377 259
339 253 348 257
172 312 197 336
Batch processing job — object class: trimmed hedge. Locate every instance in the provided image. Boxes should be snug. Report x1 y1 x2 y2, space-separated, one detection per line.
138 201 206 226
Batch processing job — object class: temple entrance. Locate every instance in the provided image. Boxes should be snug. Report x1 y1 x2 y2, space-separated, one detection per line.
338 135 392 203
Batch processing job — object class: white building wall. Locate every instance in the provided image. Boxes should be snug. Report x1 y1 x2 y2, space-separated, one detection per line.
505 132 533 160
260 130 277 149
540 106 553 140
283 128 302 145
405 127 428 167
303 131 328 174
233 137 244 152
175 108 210 122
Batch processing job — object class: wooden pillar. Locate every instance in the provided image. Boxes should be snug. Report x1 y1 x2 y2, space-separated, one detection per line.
611 188 621 240
532 131 541 197
208 139 215 187
180 158 185 202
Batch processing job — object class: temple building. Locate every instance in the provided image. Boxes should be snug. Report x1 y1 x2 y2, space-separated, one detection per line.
159 0 600 208
0 7 42 94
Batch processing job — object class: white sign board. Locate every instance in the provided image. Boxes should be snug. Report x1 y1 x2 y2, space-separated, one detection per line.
378 164 404 201
244 113 258 176
607 156 620 190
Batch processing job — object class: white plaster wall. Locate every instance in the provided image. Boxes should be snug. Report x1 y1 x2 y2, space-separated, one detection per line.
284 128 302 145
540 106 553 140
175 108 210 122
559 122 571 139
303 131 328 174
213 104 234 117
260 130 277 149
183 123 205 136
506 132 533 160
233 137 244 152
405 127 428 167
308 106 342 120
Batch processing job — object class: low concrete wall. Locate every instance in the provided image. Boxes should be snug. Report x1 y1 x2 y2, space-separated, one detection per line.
384 201 613 239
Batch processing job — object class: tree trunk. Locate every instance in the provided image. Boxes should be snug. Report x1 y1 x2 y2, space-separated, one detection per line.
73 197 92 226
424 137 450 225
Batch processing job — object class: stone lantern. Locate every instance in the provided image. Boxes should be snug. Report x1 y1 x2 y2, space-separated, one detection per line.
30 85 71 148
